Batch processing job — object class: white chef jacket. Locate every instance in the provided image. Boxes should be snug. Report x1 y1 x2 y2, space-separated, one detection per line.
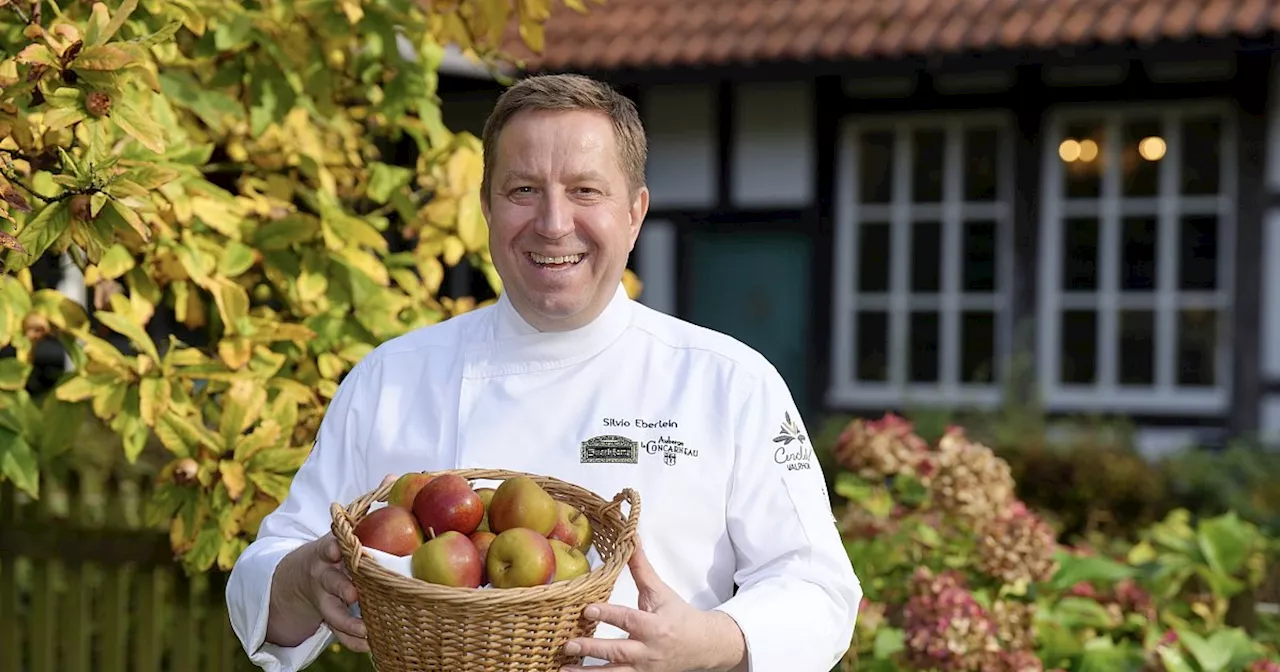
225 282 862 671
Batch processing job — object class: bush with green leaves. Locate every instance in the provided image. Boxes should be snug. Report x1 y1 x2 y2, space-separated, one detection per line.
0 0 636 578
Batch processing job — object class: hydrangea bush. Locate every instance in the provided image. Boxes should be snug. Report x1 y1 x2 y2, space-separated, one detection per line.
830 414 1280 672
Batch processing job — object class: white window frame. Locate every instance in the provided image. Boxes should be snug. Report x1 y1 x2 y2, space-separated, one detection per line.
1038 101 1237 414
828 111 1016 409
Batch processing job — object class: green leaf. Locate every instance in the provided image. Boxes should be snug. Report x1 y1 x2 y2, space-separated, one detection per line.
94 310 161 363
1196 512 1256 577
97 243 137 280
111 95 166 154
871 627 904 659
834 471 875 501
1176 628 1231 672
366 163 414 204
1050 551 1140 589
218 241 256 278
0 358 32 391
4 201 72 271
38 395 87 459
186 523 222 573
246 447 309 474
72 44 136 71
248 471 292 502
1157 647 1197 672
0 427 39 498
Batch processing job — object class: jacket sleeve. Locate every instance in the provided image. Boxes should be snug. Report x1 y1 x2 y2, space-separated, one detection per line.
225 358 378 672
712 364 862 672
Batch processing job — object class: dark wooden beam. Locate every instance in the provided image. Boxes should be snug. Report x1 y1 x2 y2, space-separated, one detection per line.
809 75 842 419
1229 51 1272 438
1010 64 1047 400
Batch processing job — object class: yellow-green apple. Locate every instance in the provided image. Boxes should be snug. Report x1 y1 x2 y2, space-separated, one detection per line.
549 539 590 582
410 530 483 588
468 530 497 584
413 473 484 536
353 505 423 556
485 528 556 588
474 487 496 532
487 477 558 536
548 502 593 553
387 472 436 509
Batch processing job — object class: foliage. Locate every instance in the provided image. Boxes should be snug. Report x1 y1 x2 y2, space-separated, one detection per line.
0 0 637 577
829 414 1280 672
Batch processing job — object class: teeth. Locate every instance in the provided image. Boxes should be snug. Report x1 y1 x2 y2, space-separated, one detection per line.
530 253 582 265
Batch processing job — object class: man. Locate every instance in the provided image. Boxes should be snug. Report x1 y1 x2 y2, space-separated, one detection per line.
226 73 862 671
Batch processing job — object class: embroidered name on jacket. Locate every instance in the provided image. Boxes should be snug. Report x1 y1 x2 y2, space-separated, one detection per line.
580 435 639 464
643 436 698 466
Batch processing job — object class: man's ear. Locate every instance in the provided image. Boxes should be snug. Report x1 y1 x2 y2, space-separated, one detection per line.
628 186 650 249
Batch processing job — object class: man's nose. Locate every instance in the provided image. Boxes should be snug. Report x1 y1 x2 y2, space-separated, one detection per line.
534 191 574 239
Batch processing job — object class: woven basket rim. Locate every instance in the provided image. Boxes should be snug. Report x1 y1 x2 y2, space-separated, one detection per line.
330 468 641 605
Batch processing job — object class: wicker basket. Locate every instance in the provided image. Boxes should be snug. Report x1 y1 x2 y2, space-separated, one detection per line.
330 468 641 671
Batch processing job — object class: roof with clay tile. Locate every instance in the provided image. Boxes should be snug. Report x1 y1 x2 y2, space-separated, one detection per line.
499 0 1279 72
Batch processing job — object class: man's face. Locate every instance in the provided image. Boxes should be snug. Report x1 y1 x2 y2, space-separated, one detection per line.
483 108 648 332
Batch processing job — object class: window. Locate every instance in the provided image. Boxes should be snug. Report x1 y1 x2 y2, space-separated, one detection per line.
1038 103 1235 413
830 113 1013 407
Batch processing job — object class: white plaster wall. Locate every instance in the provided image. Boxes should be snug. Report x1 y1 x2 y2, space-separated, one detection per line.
635 218 677 316
640 84 717 209
731 81 814 208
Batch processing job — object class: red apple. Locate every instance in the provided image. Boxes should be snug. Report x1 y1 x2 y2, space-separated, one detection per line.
548 502 593 553
486 527 556 588
412 473 484 537
487 477 558 536
387 472 436 509
469 530 497 584
410 530 483 588
353 505 424 556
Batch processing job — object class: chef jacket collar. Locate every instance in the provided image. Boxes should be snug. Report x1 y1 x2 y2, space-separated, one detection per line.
465 282 634 377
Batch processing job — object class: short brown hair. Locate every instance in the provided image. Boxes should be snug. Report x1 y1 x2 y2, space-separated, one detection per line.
481 73 647 200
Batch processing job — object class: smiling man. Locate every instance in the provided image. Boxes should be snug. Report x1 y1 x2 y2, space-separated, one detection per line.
225 73 862 672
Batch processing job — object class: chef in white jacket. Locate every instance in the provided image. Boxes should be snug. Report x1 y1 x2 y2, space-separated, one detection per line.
226 72 862 672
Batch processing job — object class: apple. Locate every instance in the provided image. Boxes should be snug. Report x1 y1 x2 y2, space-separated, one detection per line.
487 477 558 536
548 502 593 553
486 527 556 588
387 472 436 509
549 539 590 583
353 505 423 556
468 530 497 584
411 530 483 588
413 473 484 536
474 487 496 532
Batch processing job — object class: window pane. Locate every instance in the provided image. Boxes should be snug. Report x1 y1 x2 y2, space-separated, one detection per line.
1121 117 1162 197
1180 116 1221 195
912 128 945 202
1120 216 1158 291
1060 310 1097 384
1180 215 1218 290
1177 309 1218 387
855 310 890 382
963 220 998 292
857 222 891 292
1062 217 1100 291
911 220 941 292
908 311 940 383
963 128 1000 202
960 311 996 384
859 131 895 204
1062 120 1104 198
1119 310 1156 385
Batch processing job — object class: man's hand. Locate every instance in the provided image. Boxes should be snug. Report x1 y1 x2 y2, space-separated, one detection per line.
559 540 747 672
264 474 397 653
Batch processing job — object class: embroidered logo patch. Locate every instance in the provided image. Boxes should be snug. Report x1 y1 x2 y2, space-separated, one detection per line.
580 435 639 464
643 436 699 467
773 412 813 471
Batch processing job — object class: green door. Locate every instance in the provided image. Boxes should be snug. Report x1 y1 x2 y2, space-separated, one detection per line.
685 229 813 414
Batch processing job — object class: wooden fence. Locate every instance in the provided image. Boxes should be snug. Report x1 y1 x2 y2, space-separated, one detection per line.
0 468 253 672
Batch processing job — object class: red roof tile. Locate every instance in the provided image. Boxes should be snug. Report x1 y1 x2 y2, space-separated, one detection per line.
500 0 1280 72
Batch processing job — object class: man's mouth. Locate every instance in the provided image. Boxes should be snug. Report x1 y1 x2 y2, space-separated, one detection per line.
527 252 585 268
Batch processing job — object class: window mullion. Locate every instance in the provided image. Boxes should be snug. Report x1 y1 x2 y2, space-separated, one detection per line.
941 120 963 391
1156 112 1181 393
1098 115 1121 393
889 124 912 389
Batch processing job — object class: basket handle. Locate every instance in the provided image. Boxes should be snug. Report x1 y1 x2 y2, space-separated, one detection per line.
602 488 641 545
330 502 364 574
